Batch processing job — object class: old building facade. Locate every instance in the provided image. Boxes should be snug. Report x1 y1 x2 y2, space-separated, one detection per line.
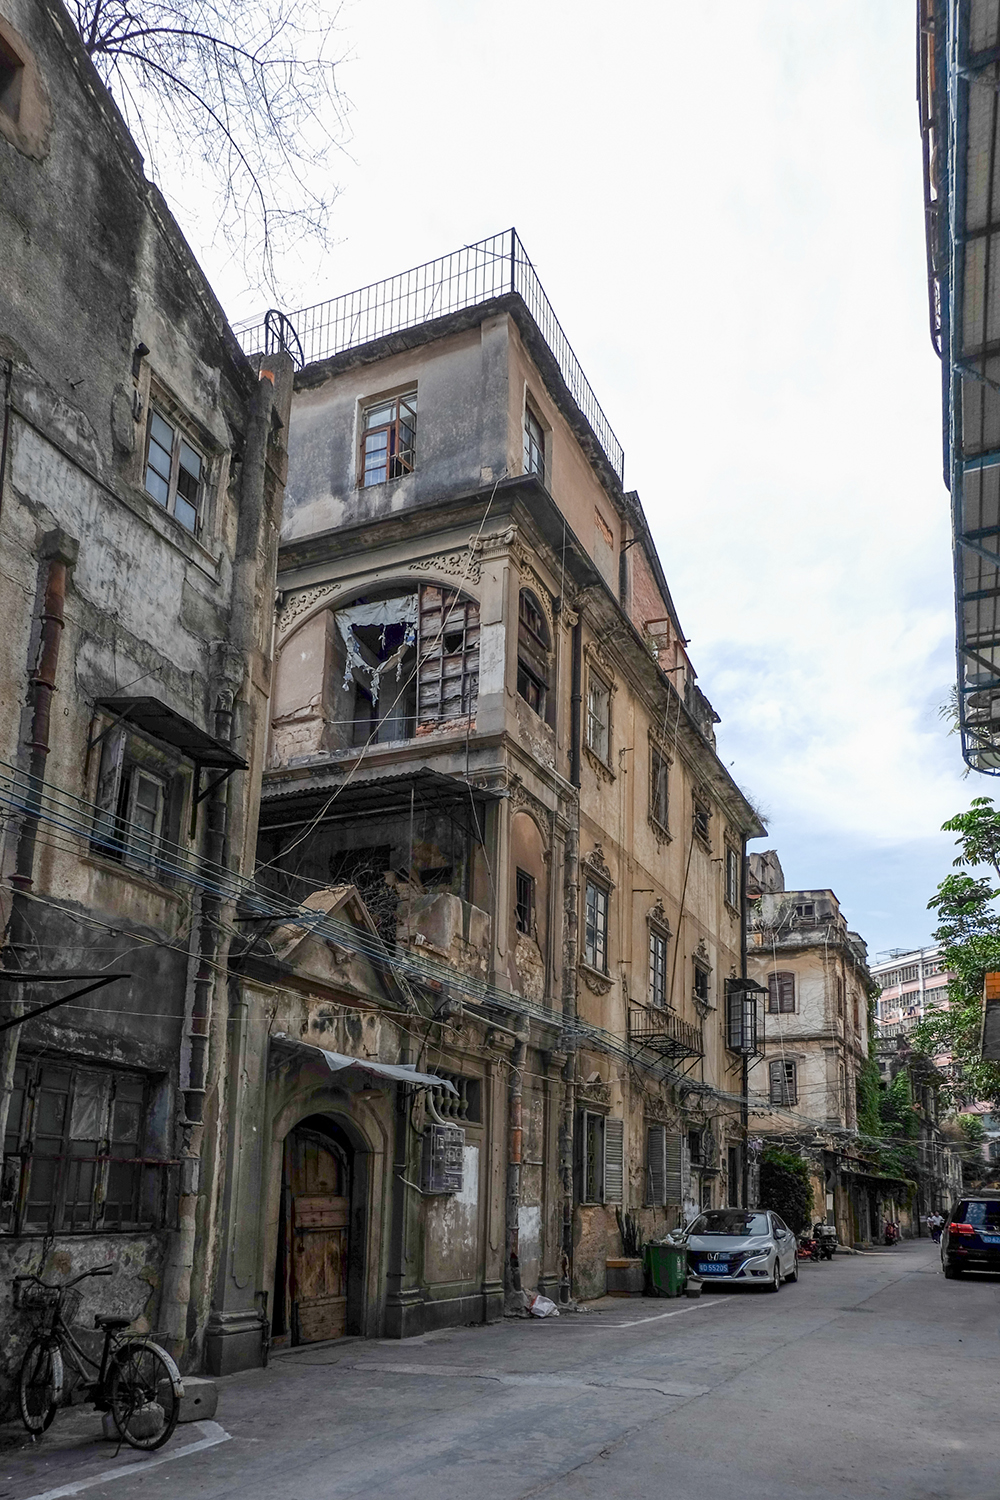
0 0 290 1388
208 231 766 1362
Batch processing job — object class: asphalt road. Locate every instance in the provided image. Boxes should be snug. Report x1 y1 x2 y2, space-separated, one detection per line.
5 1238 998 1500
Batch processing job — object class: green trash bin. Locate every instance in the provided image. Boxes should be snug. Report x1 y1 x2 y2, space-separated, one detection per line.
643 1242 688 1298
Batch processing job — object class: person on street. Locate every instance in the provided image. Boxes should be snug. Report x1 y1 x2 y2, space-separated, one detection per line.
928 1211 943 1244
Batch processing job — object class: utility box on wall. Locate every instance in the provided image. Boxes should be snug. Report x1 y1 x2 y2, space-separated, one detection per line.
422 1123 465 1194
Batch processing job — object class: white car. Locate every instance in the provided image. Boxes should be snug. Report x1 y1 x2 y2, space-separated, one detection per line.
682 1209 799 1291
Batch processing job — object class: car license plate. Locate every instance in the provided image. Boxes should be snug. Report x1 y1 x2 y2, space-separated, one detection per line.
980 1234 1000 1244
697 1262 729 1274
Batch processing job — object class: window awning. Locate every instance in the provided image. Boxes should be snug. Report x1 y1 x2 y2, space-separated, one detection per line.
96 698 247 771
270 1034 457 1092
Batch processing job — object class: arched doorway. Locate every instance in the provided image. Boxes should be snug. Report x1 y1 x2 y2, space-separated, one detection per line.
274 1116 352 1344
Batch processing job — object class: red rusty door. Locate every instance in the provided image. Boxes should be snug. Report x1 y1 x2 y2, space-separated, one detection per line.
287 1125 349 1344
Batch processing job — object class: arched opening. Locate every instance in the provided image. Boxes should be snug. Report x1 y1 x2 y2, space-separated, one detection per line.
272 1113 363 1345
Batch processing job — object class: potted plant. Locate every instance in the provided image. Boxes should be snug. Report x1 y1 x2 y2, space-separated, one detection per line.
606 1209 645 1295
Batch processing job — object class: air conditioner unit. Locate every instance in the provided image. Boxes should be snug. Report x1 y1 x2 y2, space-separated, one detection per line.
421 1123 465 1194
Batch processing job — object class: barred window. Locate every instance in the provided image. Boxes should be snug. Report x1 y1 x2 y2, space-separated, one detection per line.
2 1057 174 1235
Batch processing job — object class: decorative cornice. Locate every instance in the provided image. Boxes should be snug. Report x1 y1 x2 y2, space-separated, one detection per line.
583 742 616 784
579 964 613 996
648 899 670 933
276 582 340 639
408 548 481 585
647 813 672 847
471 524 526 569
581 843 614 885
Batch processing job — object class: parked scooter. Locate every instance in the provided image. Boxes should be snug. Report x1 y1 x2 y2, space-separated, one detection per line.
797 1231 820 1262
883 1220 900 1246
813 1223 838 1260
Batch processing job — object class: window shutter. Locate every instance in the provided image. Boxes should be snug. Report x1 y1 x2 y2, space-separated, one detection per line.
664 1132 683 1203
646 1124 666 1205
768 972 795 1014
681 1137 692 1202
603 1117 624 1204
769 1059 783 1102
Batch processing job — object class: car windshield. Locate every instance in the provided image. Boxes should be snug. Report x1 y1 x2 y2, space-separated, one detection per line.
688 1211 770 1237
956 1201 1000 1229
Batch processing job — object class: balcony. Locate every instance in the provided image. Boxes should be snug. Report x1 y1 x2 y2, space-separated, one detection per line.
235 228 625 486
628 1003 702 1061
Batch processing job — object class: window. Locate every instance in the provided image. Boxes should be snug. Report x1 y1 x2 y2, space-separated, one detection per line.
649 927 668 1007
517 591 550 718
523 404 545 477
725 847 740 908
416 586 480 728
515 869 535 936
726 980 758 1053
836 975 845 1017
586 674 611 762
144 408 205 533
2 1057 172 1235
693 797 711 842
361 391 416 486
687 1129 703 1166
795 903 815 918
649 748 669 830
584 880 609 972
767 972 796 1014
578 1112 623 1204
92 729 172 874
769 1059 798 1106
694 963 710 1007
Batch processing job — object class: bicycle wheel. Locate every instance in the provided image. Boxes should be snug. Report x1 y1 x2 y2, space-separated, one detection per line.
108 1341 181 1451
18 1339 62 1434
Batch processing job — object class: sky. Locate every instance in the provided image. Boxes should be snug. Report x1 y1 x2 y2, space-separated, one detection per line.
171 0 975 958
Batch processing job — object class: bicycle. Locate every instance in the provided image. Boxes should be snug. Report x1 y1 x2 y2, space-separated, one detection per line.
14 1263 183 1451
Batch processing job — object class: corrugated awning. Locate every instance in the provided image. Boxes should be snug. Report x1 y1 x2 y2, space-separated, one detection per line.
97 697 247 770
270 1034 457 1092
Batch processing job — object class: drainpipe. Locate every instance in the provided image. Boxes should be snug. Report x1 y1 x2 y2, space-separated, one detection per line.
504 1021 528 1311
0 530 78 1149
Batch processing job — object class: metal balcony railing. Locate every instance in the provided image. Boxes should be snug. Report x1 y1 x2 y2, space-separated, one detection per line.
235 228 626 485
628 1003 703 1060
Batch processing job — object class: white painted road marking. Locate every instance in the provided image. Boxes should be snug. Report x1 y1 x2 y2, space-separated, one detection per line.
20 1419 231 1500
589 1296 733 1328
336 1362 709 1397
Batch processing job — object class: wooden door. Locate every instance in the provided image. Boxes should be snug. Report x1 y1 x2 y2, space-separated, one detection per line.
287 1127 349 1343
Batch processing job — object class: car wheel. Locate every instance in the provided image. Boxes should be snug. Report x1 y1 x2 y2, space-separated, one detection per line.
944 1260 963 1279
785 1257 798 1283
765 1260 781 1292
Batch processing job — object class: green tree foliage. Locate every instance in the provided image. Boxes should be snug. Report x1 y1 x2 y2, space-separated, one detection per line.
912 798 1000 1111
876 1071 920 1181
759 1146 813 1233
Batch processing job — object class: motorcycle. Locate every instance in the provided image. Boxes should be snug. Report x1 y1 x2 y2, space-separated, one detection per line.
814 1223 838 1260
883 1221 900 1246
797 1232 820 1262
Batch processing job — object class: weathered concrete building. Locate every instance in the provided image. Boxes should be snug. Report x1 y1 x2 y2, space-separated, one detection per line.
0 0 290 1388
215 231 766 1358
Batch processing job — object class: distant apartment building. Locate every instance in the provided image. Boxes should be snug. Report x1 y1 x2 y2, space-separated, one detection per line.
871 946 951 1040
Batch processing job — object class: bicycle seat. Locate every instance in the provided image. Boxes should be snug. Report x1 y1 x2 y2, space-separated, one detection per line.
94 1315 131 1331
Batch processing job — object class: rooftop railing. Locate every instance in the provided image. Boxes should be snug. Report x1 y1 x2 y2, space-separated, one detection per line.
236 228 626 486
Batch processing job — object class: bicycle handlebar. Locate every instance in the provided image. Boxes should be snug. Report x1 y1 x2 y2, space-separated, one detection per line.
13 1263 115 1291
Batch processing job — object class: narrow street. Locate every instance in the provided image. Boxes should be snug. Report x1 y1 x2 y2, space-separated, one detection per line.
6 1240 997 1500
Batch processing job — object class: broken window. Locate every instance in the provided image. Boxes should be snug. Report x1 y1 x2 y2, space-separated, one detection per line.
517 590 550 718
515 869 535 936
693 963 711 1008
360 391 416 486
416 586 479 728
649 748 669 830
693 796 711 843
769 1059 798 1107
337 595 419 744
92 726 173 875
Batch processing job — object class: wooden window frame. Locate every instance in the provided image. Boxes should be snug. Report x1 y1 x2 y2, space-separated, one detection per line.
584 878 610 974
515 868 535 937
648 925 668 1008
586 671 612 764
649 746 669 832
724 845 740 910
143 403 207 535
693 795 712 845
578 1111 623 1205
517 590 551 719
767 972 796 1015
523 401 546 479
693 962 711 1008
360 390 417 487
769 1059 798 1106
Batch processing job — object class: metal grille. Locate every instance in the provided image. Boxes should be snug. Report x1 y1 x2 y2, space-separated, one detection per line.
236 228 625 485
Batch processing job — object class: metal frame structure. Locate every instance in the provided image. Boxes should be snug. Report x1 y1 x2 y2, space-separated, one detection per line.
922 0 1000 771
236 228 626 486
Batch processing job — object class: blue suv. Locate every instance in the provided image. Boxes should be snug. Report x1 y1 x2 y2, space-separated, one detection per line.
942 1193 1000 1278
